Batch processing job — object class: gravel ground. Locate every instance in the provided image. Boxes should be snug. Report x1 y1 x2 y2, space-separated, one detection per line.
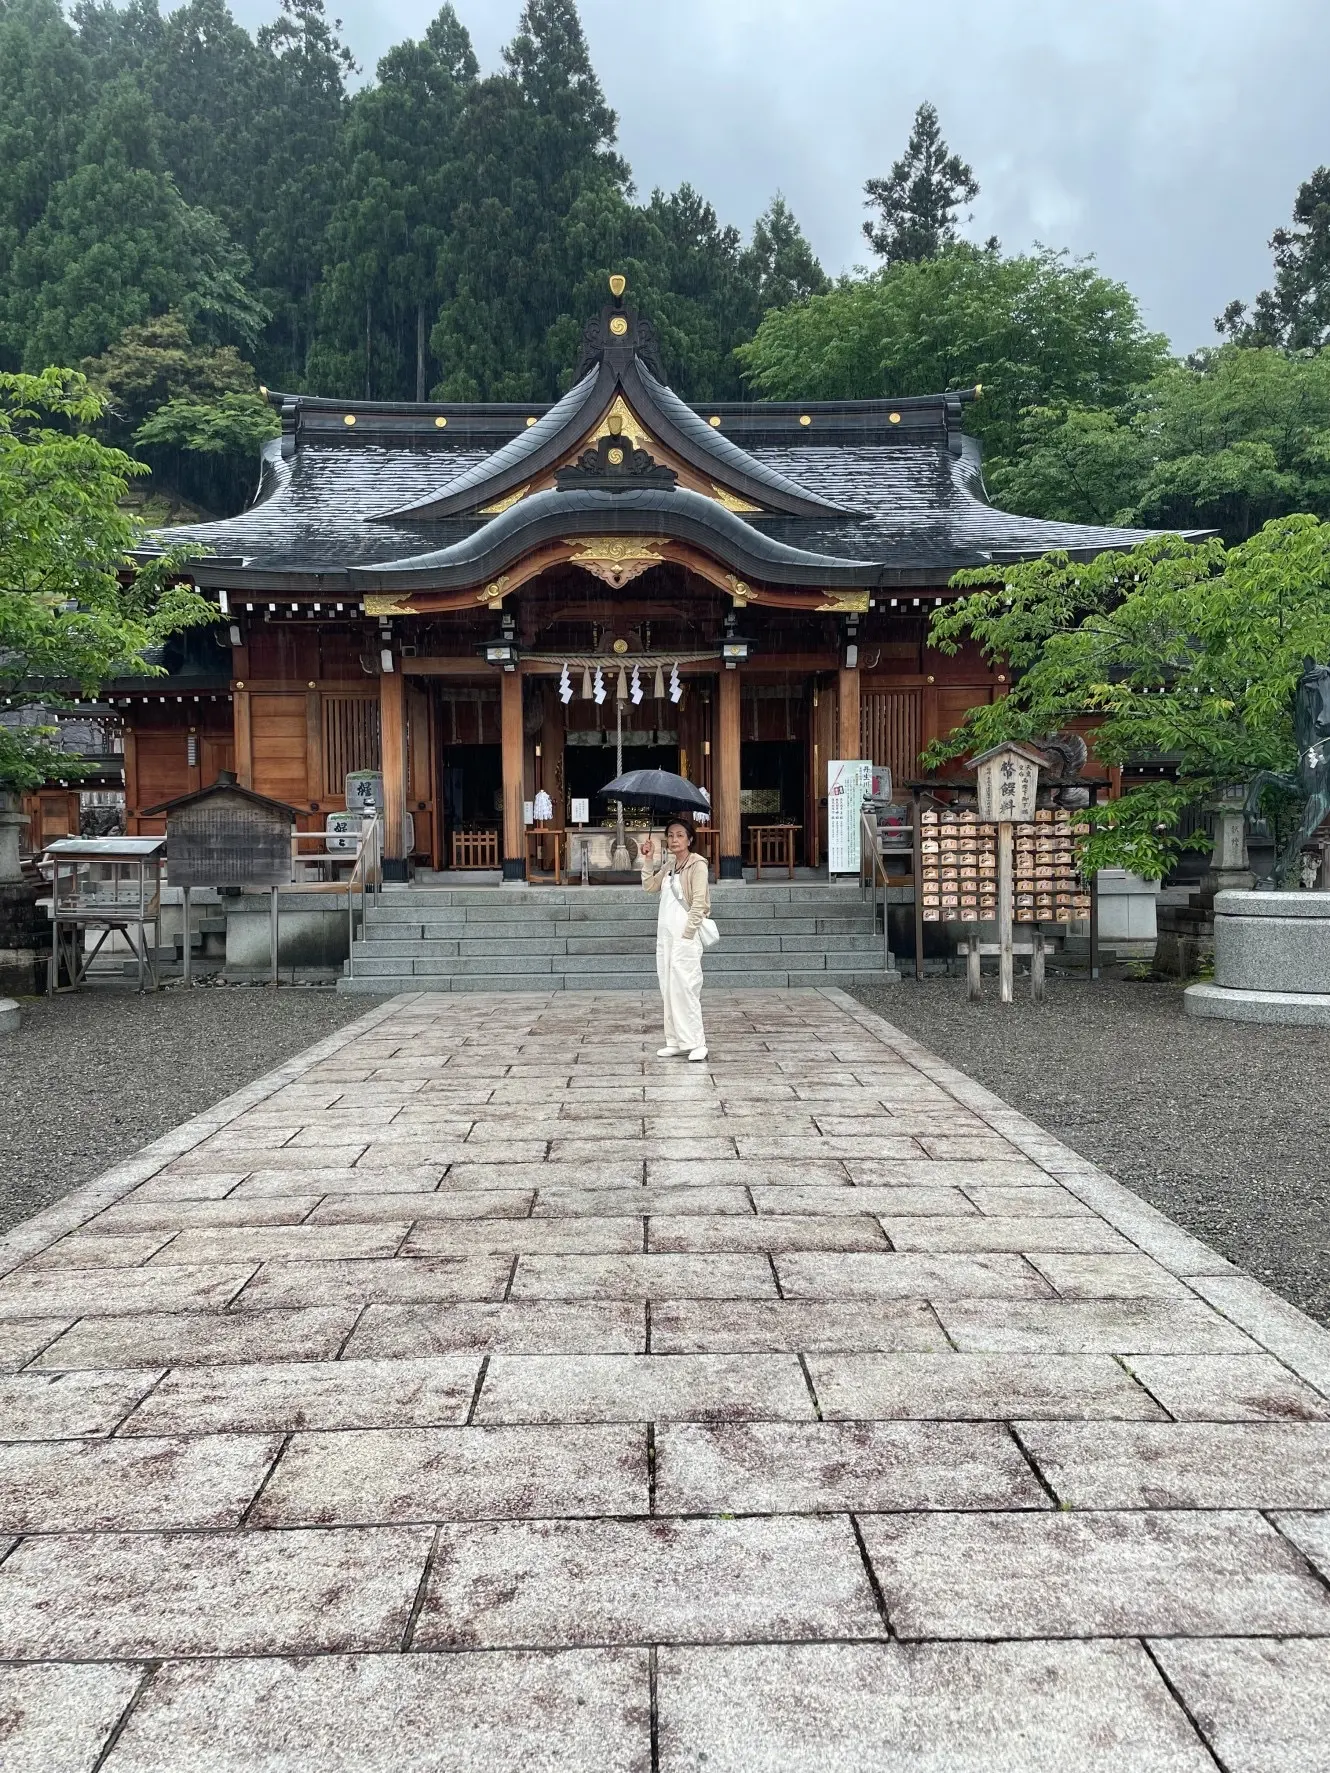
851 973 1330 1328
1 986 380 1235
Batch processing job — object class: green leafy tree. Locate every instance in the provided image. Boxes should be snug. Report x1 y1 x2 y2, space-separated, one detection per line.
990 344 1330 542
924 517 1330 878
0 0 90 251
430 0 630 401
310 5 477 401
0 368 210 791
738 244 1168 469
82 309 257 430
0 79 266 369
81 309 276 514
246 0 356 385
1220 168 1330 351
863 101 980 265
745 193 830 313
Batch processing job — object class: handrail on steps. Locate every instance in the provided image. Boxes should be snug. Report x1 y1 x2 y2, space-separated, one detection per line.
859 807 894 974
345 815 381 981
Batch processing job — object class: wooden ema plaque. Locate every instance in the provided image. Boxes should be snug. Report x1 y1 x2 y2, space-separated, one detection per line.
919 807 1091 924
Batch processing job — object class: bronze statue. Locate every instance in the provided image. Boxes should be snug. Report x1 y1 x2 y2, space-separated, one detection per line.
1245 658 1330 886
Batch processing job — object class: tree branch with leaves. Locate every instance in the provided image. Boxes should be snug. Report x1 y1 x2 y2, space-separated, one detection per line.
0 367 211 791
924 518 1330 879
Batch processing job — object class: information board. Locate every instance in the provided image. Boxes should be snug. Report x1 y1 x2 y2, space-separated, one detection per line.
827 758 872 874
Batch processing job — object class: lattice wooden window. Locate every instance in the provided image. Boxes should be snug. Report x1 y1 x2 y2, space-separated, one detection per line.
322 694 381 797
862 690 922 789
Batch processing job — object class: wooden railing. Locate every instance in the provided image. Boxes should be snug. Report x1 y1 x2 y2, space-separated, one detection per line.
451 828 499 870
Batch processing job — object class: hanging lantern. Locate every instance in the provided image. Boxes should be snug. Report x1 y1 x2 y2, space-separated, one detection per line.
669 662 682 704
616 666 628 701
558 663 573 705
654 664 665 700
581 666 593 700
630 664 643 706
593 666 606 705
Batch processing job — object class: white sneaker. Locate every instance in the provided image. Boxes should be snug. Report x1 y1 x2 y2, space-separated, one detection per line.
687 1046 709 1062
657 1046 684 1057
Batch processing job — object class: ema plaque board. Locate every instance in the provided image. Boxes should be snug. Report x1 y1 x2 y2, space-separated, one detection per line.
164 787 294 889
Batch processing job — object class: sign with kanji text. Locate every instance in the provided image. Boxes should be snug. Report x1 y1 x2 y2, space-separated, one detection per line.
971 742 1045 825
827 758 873 873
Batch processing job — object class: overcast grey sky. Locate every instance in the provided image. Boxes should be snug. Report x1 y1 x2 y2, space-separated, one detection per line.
233 0 1329 352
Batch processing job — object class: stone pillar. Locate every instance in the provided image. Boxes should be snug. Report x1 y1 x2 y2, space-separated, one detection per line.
716 667 742 880
500 668 526 881
379 667 408 882
838 664 861 764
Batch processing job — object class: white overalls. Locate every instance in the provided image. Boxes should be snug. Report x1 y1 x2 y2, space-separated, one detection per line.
652 859 706 1053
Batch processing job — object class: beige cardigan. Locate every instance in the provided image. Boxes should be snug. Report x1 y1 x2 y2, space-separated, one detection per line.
641 849 711 940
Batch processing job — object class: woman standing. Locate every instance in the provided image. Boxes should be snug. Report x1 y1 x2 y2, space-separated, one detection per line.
640 815 710 1060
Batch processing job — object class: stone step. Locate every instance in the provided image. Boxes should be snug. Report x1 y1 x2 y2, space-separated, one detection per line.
352 931 885 960
346 949 890 980
362 901 874 926
338 967 898 994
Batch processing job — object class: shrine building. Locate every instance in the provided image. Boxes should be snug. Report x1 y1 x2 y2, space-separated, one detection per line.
119 277 1173 882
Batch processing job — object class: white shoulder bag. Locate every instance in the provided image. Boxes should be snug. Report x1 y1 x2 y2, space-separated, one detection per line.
669 870 720 949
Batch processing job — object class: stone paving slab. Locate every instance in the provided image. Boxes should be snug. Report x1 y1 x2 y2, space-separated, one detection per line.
101 1651 652 1773
1150 1638 1330 1773
4 985 1330 1768
32 1304 360 1369
0 1524 433 1659
656 1641 1217 1773
655 1420 1048 1513
120 1354 482 1435
0 1433 280 1532
858 1508 1330 1638
416 1515 884 1648
251 1423 646 1526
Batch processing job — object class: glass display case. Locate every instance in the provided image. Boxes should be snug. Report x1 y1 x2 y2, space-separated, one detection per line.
41 837 165 992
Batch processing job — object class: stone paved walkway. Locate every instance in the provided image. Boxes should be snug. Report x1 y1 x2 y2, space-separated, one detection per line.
2 987 1330 1771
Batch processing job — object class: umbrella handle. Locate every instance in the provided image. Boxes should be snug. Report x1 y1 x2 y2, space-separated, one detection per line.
639 835 654 862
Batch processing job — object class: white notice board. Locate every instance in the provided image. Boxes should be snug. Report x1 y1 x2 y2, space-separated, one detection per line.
827 759 873 874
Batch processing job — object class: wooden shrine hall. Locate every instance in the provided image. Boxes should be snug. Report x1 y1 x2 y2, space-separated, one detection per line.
124 276 1168 882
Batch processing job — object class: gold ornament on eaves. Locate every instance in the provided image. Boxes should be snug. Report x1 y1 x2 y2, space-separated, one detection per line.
564 536 667 589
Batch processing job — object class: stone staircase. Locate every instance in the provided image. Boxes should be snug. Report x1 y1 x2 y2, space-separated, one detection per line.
338 881 898 993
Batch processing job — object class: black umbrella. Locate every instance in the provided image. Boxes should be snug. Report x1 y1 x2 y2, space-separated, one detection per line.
599 768 711 814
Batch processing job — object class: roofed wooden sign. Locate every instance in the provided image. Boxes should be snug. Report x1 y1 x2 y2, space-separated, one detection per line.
144 773 295 889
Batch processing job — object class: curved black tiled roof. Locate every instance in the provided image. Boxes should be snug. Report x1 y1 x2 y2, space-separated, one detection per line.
153 290 1203 592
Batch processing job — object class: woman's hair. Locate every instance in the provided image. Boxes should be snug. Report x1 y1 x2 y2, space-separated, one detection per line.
665 813 696 846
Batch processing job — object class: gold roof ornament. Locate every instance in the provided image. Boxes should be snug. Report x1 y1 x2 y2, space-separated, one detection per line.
589 396 652 453
711 484 763 515
363 594 413 617
816 590 870 614
609 273 627 298
565 536 666 589
725 574 752 608
609 315 629 336
478 483 530 516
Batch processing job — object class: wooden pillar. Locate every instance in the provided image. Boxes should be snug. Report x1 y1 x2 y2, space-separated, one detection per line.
541 693 565 825
500 668 526 880
122 726 140 833
838 664 861 763
716 667 742 880
233 688 252 790
380 666 408 880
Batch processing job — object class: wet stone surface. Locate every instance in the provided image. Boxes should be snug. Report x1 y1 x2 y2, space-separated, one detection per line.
4 985 1330 1769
